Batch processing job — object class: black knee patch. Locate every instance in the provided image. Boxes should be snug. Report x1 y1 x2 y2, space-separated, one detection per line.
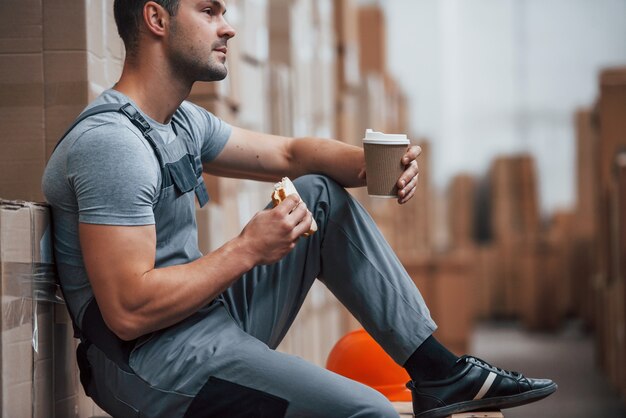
183 376 289 418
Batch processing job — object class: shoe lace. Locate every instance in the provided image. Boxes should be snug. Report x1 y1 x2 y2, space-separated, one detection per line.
459 355 522 378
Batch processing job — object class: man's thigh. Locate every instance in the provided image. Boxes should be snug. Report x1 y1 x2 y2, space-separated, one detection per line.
119 302 397 417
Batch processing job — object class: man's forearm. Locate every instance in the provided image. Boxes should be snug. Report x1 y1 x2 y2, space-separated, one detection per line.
133 237 255 336
87 228 258 341
287 137 366 188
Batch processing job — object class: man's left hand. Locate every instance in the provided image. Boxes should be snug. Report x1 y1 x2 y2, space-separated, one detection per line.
396 145 422 204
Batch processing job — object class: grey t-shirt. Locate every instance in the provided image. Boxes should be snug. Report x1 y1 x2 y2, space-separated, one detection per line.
42 89 231 324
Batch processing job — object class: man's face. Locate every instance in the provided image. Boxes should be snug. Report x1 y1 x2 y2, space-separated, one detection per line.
166 0 235 82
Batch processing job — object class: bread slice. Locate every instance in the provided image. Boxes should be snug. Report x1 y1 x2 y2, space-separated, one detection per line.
272 177 318 236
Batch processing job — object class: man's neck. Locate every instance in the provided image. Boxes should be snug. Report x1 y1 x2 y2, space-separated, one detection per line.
113 56 192 125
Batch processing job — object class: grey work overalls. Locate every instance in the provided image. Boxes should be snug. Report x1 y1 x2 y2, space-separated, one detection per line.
53 103 437 418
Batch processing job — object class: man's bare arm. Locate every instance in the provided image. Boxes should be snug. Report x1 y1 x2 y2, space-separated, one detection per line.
203 127 367 187
80 194 312 341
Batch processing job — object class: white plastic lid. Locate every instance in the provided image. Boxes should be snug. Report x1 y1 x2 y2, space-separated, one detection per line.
362 129 409 145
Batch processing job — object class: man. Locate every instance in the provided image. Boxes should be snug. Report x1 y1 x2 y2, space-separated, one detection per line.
42 1 557 417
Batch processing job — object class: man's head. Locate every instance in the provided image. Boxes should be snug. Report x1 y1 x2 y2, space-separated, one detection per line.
114 0 235 82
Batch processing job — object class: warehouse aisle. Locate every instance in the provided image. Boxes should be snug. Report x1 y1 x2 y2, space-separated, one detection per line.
470 321 626 418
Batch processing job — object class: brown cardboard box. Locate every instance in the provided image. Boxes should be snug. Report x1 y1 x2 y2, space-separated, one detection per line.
268 64 294 137
356 74 387 135
617 154 626 398
596 68 626 286
0 0 43 54
473 245 498 320
268 0 334 137
598 68 626 192
0 54 45 202
432 254 474 355
489 155 540 244
383 74 402 134
357 6 386 75
238 0 269 64
0 200 55 417
487 155 541 318
236 60 268 132
54 305 111 418
333 0 360 91
575 109 599 239
335 92 360 146
572 109 599 325
447 174 477 250
0 201 110 418
405 254 475 356
267 0 292 65
546 211 576 317
44 51 89 160
42 1 86 51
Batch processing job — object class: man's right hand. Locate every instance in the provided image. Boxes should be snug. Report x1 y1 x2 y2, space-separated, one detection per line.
238 194 313 265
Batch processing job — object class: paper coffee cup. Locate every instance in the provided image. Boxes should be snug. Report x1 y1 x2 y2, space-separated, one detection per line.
363 129 410 198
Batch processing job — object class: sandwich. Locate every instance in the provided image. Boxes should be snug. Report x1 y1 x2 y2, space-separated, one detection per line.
272 177 318 236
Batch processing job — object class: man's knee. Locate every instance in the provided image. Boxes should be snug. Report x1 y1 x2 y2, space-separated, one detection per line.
357 390 399 418
293 174 347 203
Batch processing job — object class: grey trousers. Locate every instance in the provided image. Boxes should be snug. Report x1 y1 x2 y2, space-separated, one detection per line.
86 175 437 418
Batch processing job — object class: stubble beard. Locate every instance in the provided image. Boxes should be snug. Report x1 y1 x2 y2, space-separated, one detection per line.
168 23 228 83
169 45 228 83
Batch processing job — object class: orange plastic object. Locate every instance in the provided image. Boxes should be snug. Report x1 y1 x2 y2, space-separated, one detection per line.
326 328 412 401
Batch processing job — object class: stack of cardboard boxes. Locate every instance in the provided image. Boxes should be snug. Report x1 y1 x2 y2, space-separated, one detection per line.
572 109 599 328
334 0 361 146
487 155 542 322
0 201 111 417
1 0 119 415
589 67 626 401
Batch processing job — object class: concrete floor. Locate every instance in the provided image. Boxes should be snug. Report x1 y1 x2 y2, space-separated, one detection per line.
470 320 626 418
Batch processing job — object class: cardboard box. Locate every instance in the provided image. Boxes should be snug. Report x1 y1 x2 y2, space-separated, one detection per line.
268 0 335 137
238 0 269 63
447 174 477 250
598 68 626 193
333 0 361 93
405 254 475 356
473 245 499 320
357 73 386 135
357 6 386 75
0 200 55 418
615 152 626 398
0 54 45 202
596 68 626 288
0 0 43 54
268 64 293 137
488 155 540 244
44 51 89 160
236 60 268 132
335 92 360 146
546 211 576 317
0 200 111 418
574 109 599 240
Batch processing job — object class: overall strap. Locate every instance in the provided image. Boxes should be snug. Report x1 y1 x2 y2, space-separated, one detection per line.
118 103 167 169
53 103 124 153
53 103 168 169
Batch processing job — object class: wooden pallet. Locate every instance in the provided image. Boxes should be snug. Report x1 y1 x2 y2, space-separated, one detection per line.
392 402 504 417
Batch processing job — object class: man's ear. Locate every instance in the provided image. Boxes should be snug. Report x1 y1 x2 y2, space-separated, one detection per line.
143 1 170 38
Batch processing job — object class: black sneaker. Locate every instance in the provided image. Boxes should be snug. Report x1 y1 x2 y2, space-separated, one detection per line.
407 355 557 418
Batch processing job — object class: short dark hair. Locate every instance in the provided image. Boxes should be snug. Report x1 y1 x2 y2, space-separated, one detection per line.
113 0 180 54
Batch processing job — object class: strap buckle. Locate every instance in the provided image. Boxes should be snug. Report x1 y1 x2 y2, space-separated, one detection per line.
119 103 152 134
